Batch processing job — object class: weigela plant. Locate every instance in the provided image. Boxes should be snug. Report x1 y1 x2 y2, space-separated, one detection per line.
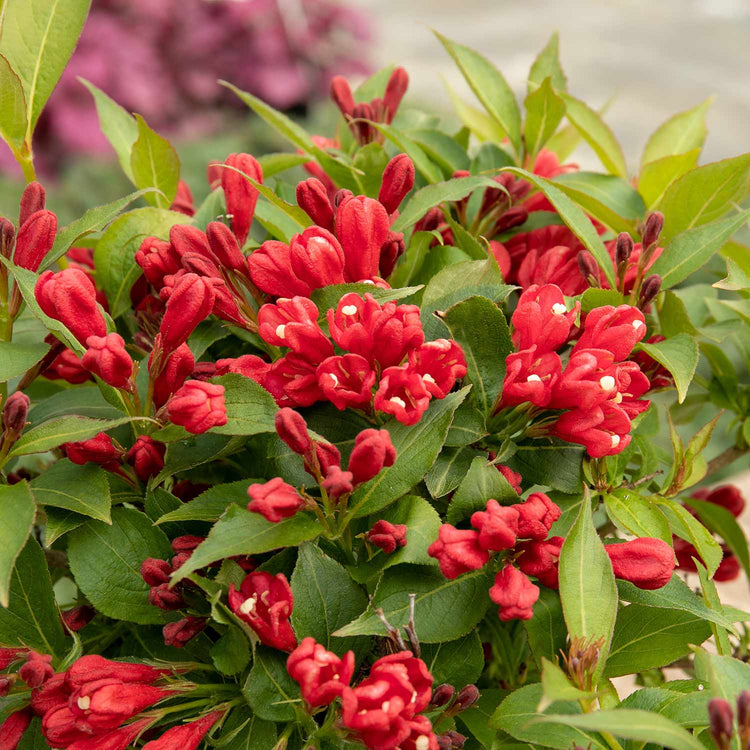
1 4 750 748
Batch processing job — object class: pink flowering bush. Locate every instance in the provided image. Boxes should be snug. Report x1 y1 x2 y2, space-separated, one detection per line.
1 5 750 749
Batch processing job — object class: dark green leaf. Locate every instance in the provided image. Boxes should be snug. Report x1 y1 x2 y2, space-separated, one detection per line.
155 480 252 524
425 446 477 498
446 456 518 525
524 587 568 668
0 481 35 607
507 442 583 494
210 625 250 676
217 706 277 750
209 374 278 436
420 632 484 688
243 646 301 722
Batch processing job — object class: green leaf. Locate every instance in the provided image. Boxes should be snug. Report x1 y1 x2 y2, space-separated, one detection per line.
67 508 172 624
638 149 700 209
44 508 86 545
425 446 477 498
507 442 584 494
421 632 484 688
373 124 444 184
604 604 711 677
642 98 711 165
0 0 91 141
156 433 245 482
0 54 27 153
94 207 186 317
693 560 732 656
0 340 48 381
657 498 722 577
9 415 138 457
535 709 706 750
501 167 615 287
524 587 568 668
553 171 646 234
171 505 321 583
311 283 422 315
604 490 671 543
291 543 368 655
217 707 277 750
334 564 492 643
210 625 250 676
579 288 624 313
408 128 471 175
16 717 46 750
637 334 698 403
27 386 121 423
444 81 507 143
210 374 278 436
558 495 617 679
528 32 568 94
694 648 750 706
539 658 594 710
714 256 750 291
443 295 511 417
130 115 180 209
559 93 627 177
30 459 111 523
155 480 252 524
257 152 309 178
435 31 521 153
79 78 138 181
524 78 566 159
649 210 750 289
243 646 301 722
346 387 470 519
0 481 35 607
0 538 67 656
446 456 518 525
656 155 750 242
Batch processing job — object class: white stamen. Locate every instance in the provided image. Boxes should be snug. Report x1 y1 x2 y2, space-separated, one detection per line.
389 396 407 409
329 373 339 386
362 279 375 285
698 684 704 691
333 674 340 680
415 737 431 750
526 374 542 383
275 324 286 340
632 319 645 330
341 304 358 316
610 435 621 448
613 392 623 403
77 696 91 711
381 701 390 712
239 594 258 615
260 590 271 605
551 303 567 315
422 373 436 384
599 375 616 391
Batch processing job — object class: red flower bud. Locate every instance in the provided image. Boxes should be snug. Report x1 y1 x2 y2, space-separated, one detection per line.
336 196 390 282
709 698 734 750
321 465 354 500
691 484 746 518
64 433 123 472
2 391 29 438
366 519 407 554
515 493 561 541
489 565 539 621
330 76 355 117
639 274 662 307
615 232 634 266
453 684 481 712
170 179 195 216
511 284 579 355
221 152 263 246
247 477 305 523
408 339 467 398
470 499 520 552
429 683 456 708
383 67 409 122
61 605 96 633
605 538 674 590
206 220 246 273
0 647 28 670
13 209 57 271
517 536 564 588
348 428 396 485
296 178 335 231
378 154 415 214
149 583 185 611
0 709 32 750
642 211 664 249
167 380 227 434
317 353 377 411
274 407 312 457
19 651 53 688
126 435 166 481
428 524 489 579
66 654 174 687
81 333 133 389
163 616 206 648
247 240 312 298
573 305 646 361
142 710 224 750
151 344 195 408
289 226 346 289
228 571 297 652
19 181 46 225
35 268 106 345
312 440 342 478
379 230 405 278
158 273 216 355
374 366 431 426
135 237 182 289
57 718 151 750
141 557 172 586
287 637 355 707
258 296 333 362
44 347 91 385
497 464 522 494
0 218 15 259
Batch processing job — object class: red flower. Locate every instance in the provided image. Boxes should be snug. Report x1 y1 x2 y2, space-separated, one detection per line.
287 637 355 707
81 333 133 389
408 339 467 398
214 355 270 385
158 273 216 356
552 401 632 458
692 484 746 518
516 244 586 296
136 237 182 289
0 647 27 670
247 240 312 298
511 284 579 354
167 380 227 434
126 436 166 481
163 617 206 648
489 565 539 621
515 493 561 541
605 538 675 590
427 525 489 579
13 209 57 271
378 154 415 215
247 477 305 523
206 220 246 274
66 654 175 687
366 520 408 554
19 181 46 225
497 464 522 494
549 349 617 411
573 305 646 361
44 348 91 384
35 268 107 345
348 429 397 485
258 297 333 363
221 153 262 247
141 710 224 750
296 178 335 231
65 433 123 472
274 407 312 457
470 499 520 552
374 366 431 425
151 344 194 408
379 230 406 278
517 536 564 588
499 346 561 409
228 572 297 652
317 354 377 411
321 465 355 500
289 227 347 289
0 709 32 750
19 651 54 688
265 353 324 407
674 538 741 582
400 716 439 750
64 718 151 750
61 605 96 633
372 652 433 714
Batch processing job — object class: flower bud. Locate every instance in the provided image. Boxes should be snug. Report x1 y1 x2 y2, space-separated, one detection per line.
19 181 46 224
136 236 182 289
709 698 734 750
65 432 123 471
150 583 185 611
19 651 53 688
81 333 133 389
2 391 29 438
0 710 31 750
170 180 195 216
366 520 407 554
347 428 396 485
378 154 415 214
453 685 480 712
13 209 57 271
274 408 312 457
66 653 174 687
639 274 662 307
296 178 335 231
289 226 346 289
126 435 166 481
333 188 353 208
0 217 15 259
330 76 355 117
428 524 489 579
379 230 405 278
336 196 390 282
0 675 14 697
142 710 224 750
151 343 195 408
576 250 600 286
140 558 171 586
605 538 674 590
158 273 216 355
515 492 561 541
167 380 227 434
614 232 633 268
311 440 342 478
494 205 528 233
489 565 539 621
206 220 246 273
321 465 354 500
642 211 664 249
737 690 750 738
470 499 519 552
383 66 409 122
61 605 96 633
247 477 305 523
221 152 263 246
429 683 455 708
163 616 206 648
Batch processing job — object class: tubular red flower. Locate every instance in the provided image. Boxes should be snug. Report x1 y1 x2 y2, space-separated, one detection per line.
552 401 632 458
515 493 561 541
158 273 216 356
141 710 224 750
151 344 195 408
573 305 647 361
289 226 347 290
383 67 409 122
489 565 539 621
511 284 579 354
374 366 431 425
214 355 270 385
296 178 335 231
126 436 166 481
366 520 407 554
66 654 175 688
317 353 377 411
400 716 438 750
499 346 561 409
336 195 390 282
372 652 433 713
379 230 405 278
274 407 312 457
247 240 312 298
44 348 91 384
258 296 333 362
13 209 57 271
163 617 206 648
605 538 675 590
167 380 227 434
136 237 182 289
247 477 305 523
427 524 489 579
19 181 46 225
221 152 262 246
64 433 123 472
206 220 246 273
408 339 467 398
228 572 297 652
348 428 397 485
19 652 54 688
65 717 152 750
81 333 134 389
287 637 355 707
517 536 564 588
265 353 324 407
0 709 32 750
470 499 520 552
378 154 415 214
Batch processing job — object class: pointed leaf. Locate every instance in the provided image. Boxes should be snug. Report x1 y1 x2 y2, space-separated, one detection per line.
0 54 27 153
637 334 698 403
642 98 711 165
0 481 35 607
130 115 180 208
528 32 568 94
524 78 566 159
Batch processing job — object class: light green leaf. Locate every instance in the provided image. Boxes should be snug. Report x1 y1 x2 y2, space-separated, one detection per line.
604 490 671 543
638 149 700 209
714 256 750 291
524 77 566 159
373 123 444 184
539 658 594 711
0 481 35 607
130 115 180 209
444 80 507 143
694 648 750 707
642 98 711 165
0 54 27 153
657 498 722 577
528 32 568 94
446 456 518 525
0 340 48 381
637 334 698 403
210 373 278 436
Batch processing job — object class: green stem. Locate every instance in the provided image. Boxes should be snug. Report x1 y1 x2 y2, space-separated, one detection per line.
16 149 36 183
